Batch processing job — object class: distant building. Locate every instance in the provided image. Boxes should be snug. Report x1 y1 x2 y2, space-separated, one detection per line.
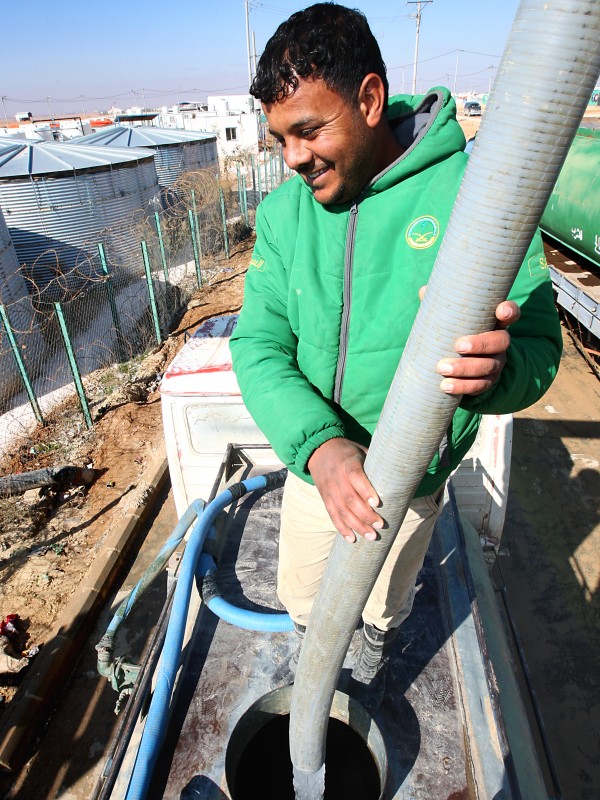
0 128 32 141
157 95 260 168
6 117 92 142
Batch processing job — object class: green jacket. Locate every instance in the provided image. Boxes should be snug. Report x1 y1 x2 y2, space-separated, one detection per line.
230 88 562 496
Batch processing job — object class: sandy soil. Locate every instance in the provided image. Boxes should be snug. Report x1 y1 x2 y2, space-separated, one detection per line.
457 103 600 142
457 111 481 141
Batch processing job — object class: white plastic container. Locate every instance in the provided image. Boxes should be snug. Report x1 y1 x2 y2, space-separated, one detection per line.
451 413 513 548
160 315 270 516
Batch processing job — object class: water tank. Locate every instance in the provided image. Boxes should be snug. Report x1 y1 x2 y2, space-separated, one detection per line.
540 126 600 269
212 98 230 115
0 139 159 301
160 315 268 516
0 206 42 403
71 125 219 188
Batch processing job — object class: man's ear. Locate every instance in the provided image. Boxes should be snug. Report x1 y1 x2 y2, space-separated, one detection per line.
358 73 386 128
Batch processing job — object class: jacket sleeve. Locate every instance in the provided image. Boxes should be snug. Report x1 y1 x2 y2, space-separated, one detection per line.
230 206 345 478
460 231 562 415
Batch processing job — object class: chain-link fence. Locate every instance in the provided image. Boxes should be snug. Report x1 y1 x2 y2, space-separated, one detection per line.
0 150 290 454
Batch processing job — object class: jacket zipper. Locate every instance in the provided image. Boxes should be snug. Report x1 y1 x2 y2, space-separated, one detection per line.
330 92 443 407
333 201 359 403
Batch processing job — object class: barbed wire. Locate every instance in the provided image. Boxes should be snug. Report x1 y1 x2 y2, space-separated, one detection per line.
0 156 287 464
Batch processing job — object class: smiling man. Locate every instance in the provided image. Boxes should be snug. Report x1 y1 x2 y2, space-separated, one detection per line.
264 74 402 206
230 3 561 687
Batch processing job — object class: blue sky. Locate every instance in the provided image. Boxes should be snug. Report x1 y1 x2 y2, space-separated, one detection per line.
1 1 520 119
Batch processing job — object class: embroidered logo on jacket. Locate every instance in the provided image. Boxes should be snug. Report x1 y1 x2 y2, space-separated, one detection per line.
527 254 548 277
250 256 266 271
406 216 440 249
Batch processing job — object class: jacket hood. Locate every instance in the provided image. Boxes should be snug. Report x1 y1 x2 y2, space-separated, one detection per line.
289 85 467 205
366 86 466 195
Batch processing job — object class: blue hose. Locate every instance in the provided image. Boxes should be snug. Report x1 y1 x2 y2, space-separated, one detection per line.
109 501 205 632
198 553 294 632
125 470 288 800
96 500 208 689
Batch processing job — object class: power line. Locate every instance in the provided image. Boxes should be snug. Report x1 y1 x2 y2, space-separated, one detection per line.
462 49 501 58
2 84 252 107
388 48 457 71
1 96 9 128
244 0 253 90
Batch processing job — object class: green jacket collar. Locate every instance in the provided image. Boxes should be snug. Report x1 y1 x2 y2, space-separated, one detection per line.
367 87 466 195
299 86 466 208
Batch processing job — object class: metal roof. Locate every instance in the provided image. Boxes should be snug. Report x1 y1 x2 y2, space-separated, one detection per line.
73 125 217 149
0 139 154 179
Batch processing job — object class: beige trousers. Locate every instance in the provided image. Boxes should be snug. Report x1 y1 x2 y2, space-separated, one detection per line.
278 472 443 631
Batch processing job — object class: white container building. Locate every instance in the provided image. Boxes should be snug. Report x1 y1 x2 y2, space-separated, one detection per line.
157 95 260 168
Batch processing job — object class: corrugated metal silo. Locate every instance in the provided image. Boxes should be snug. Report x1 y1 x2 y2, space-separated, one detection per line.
0 139 159 301
72 125 219 188
0 205 42 404
0 205 27 308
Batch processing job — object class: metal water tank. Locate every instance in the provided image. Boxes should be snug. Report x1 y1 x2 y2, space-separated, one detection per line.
0 139 159 300
0 206 42 403
540 126 600 269
72 125 219 188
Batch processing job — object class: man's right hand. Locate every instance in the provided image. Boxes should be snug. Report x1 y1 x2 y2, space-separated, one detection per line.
307 438 383 543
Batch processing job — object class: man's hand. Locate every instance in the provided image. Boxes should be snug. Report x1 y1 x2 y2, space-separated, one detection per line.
307 438 383 543
434 298 520 396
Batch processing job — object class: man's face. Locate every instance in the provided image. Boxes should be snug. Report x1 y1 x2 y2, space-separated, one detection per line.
264 77 378 205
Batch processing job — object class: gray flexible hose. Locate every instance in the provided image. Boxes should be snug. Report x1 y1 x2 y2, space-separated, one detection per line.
289 1 600 795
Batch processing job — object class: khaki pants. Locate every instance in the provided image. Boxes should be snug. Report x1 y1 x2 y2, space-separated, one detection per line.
278 472 443 631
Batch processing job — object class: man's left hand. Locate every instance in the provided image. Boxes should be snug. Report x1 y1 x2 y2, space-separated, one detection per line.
436 300 520 396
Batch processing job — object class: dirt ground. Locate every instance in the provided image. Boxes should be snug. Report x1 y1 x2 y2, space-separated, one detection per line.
456 111 481 141
0 240 251 705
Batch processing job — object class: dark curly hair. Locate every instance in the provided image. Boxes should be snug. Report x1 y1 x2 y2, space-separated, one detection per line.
250 3 389 110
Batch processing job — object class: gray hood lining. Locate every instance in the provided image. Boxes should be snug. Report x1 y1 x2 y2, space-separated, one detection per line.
365 90 445 189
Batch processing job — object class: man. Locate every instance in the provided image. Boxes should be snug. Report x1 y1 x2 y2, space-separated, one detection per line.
230 3 561 682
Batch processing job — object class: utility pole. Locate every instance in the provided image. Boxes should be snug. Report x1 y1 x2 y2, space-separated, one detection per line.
46 96 54 122
252 30 258 77
407 1 432 94
244 0 253 89
453 48 462 96
1 96 8 128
